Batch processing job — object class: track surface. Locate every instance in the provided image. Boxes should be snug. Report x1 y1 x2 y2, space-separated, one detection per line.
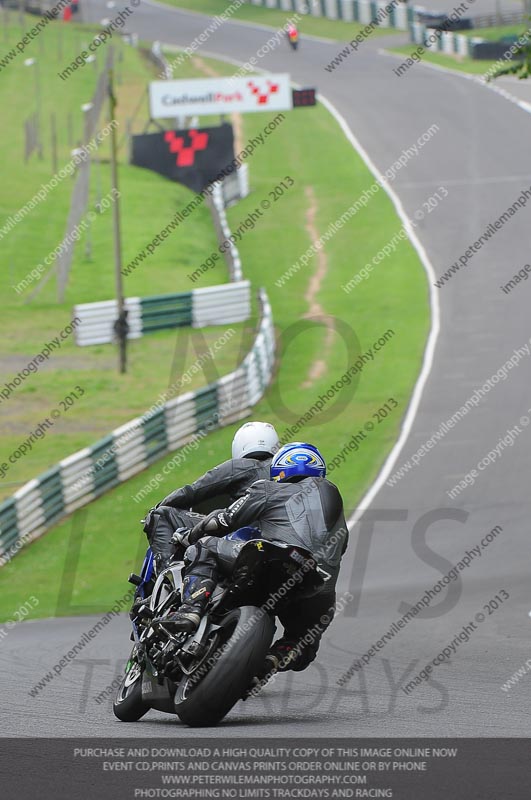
3 3 531 736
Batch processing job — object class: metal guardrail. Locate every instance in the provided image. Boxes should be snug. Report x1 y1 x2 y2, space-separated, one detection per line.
409 22 476 57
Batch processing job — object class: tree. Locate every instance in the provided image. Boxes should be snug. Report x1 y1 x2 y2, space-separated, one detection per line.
488 18 531 80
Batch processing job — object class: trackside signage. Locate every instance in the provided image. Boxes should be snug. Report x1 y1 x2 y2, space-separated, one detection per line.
149 74 292 118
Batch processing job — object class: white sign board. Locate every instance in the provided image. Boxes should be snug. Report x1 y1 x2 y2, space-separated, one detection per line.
149 74 292 118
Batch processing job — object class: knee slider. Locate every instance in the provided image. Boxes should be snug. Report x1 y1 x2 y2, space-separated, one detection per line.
184 543 201 567
184 536 218 566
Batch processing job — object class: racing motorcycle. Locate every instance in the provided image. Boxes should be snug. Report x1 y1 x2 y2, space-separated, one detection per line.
287 29 299 50
113 527 324 727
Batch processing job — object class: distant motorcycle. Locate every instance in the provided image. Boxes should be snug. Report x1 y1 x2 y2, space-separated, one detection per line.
287 29 299 51
113 527 325 727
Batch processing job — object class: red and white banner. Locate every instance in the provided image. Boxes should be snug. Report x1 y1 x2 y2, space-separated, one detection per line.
149 74 292 118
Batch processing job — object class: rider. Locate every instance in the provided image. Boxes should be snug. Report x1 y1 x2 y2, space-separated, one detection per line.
142 421 280 573
163 443 348 672
287 21 298 42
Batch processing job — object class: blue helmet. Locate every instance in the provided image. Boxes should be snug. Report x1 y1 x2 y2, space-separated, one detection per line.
270 443 326 482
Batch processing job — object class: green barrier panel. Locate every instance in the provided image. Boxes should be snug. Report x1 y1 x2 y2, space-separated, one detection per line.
0 499 17 528
140 294 193 332
39 467 65 524
143 409 169 463
140 293 193 306
0 498 18 554
195 384 219 429
91 436 119 493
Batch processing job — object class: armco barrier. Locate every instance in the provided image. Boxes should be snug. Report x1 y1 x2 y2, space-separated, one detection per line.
208 183 243 282
221 164 249 208
73 281 252 346
249 0 416 30
409 22 477 57
0 289 275 563
408 16 525 58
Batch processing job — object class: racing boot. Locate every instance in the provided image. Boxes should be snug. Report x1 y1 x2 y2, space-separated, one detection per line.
268 639 301 671
159 575 215 633
243 642 297 700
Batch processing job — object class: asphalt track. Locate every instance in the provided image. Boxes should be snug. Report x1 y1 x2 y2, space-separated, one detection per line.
3 3 531 737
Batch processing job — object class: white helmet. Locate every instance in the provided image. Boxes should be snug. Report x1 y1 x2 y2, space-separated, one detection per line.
232 421 280 460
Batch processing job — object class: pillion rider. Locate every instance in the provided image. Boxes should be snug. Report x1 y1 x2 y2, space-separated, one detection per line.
162 442 349 672
142 421 280 573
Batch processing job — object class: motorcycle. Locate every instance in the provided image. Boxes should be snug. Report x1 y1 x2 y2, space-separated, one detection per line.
288 30 299 51
113 527 325 727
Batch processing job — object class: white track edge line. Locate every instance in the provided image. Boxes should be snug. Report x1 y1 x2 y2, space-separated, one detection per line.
316 95 441 530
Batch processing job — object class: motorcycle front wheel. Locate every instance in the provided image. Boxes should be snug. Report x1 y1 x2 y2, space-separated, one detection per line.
113 658 149 722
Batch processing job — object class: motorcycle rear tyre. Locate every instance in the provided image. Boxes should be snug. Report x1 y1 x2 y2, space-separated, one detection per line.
174 605 274 727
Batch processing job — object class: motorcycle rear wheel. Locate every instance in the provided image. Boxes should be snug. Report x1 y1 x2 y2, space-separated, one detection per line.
174 605 274 727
